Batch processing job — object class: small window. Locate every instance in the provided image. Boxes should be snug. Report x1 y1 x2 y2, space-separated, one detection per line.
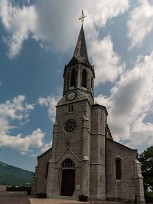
68 105 73 112
62 158 74 168
116 158 121 180
100 148 103 156
82 69 87 88
70 69 76 87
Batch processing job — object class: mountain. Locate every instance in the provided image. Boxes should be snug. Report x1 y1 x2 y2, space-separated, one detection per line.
0 161 34 186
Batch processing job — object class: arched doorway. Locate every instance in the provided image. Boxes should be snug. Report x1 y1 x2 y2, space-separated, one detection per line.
61 158 75 196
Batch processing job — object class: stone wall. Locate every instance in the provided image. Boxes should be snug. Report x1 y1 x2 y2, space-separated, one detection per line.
31 148 52 195
106 138 139 202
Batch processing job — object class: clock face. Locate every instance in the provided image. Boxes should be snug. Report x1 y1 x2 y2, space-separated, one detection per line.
64 119 76 133
67 92 76 101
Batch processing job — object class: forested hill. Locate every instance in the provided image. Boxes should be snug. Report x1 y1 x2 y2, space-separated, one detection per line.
0 161 34 186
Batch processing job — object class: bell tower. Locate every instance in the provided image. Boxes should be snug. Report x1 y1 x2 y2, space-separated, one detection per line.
61 24 95 106
46 20 96 197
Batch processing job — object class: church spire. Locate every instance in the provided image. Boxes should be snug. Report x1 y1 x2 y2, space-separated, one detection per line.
62 11 95 99
73 24 89 64
67 11 91 67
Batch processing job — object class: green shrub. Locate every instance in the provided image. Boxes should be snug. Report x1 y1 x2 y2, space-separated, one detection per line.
37 193 46 198
6 186 31 195
145 191 153 203
78 195 88 201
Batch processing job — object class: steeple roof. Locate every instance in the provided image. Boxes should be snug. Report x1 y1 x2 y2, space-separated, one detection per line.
67 25 91 67
74 24 88 61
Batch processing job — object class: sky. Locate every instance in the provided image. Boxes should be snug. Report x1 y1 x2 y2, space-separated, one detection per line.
0 0 153 172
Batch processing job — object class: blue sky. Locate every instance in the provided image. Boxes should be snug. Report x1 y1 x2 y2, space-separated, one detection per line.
0 0 153 171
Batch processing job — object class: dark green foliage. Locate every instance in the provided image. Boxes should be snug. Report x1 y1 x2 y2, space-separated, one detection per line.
7 186 32 195
78 195 88 201
0 161 33 186
37 193 47 198
139 146 153 191
144 192 153 203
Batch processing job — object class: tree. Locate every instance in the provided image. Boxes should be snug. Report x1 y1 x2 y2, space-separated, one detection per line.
139 146 153 191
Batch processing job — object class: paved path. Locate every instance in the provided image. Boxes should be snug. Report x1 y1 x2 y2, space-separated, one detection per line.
0 192 30 204
30 198 88 204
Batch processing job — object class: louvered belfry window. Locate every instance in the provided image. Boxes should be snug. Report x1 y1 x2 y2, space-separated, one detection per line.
82 69 87 88
70 69 76 87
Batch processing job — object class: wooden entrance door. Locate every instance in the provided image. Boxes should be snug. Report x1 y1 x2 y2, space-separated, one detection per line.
61 169 75 196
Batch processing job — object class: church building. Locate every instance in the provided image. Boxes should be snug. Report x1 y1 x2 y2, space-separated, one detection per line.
32 19 144 203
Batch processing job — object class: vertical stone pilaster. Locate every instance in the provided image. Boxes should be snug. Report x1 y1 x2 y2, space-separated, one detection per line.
46 161 55 197
81 115 90 196
82 115 90 157
51 121 58 160
46 121 59 197
81 159 90 196
77 67 81 88
134 159 145 203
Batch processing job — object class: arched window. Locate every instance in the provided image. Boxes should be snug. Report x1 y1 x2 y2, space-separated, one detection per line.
62 158 74 168
70 69 76 87
82 69 87 88
116 158 121 180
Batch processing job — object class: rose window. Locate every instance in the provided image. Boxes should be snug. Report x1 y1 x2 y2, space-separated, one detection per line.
64 119 76 133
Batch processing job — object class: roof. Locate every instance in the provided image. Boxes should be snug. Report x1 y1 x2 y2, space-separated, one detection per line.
106 138 138 153
92 103 108 115
37 147 52 159
67 24 92 67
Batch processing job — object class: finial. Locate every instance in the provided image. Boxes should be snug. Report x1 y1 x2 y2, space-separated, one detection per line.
79 10 87 23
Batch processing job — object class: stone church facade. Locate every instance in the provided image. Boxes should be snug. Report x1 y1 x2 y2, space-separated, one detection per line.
32 25 144 203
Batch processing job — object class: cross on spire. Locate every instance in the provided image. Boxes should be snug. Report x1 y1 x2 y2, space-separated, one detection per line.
79 10 87 23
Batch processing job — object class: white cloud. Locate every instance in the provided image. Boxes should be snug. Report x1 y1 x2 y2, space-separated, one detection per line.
41 141 52 153
95 93 110 107
0 128 45 152
0 95 51 154
0 117 10 134
95 51 153 150
0 0 129 58
85 0 129 27
127 121 153 150
38 96 59 122
127 0 153 48
0 95 34 120
0 0 37 58
34 0 129 52
89 36 124 85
